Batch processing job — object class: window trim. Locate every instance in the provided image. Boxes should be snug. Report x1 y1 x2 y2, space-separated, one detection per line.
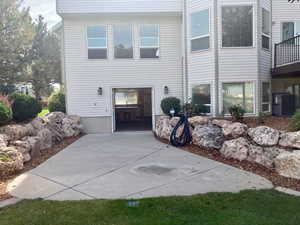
262 81 271 113
281 21 300 42
191 82 212 115
262 8 271 51
190 8 211 52
221 4 255 49
113 24 134 59
221 81 256 116
139 24 160 59
86 25 108 60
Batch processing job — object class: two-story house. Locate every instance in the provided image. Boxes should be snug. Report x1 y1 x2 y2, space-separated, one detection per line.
56 0 300 133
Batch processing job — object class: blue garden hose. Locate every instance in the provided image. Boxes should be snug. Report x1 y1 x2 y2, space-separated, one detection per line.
170 114 192 147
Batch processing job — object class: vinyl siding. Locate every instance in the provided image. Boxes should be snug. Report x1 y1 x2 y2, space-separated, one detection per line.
63 15 183 118
57 0 182 14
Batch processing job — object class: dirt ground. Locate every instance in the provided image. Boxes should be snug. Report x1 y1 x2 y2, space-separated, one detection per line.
243 116 291 131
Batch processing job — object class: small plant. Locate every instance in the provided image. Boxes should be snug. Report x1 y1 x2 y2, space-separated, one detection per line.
9 93 42 122
289 110 300 131
229 105 245 122
161 97 181 116
48 91 66 113
0 100 12 125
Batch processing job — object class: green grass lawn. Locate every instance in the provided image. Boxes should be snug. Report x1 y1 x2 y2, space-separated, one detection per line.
1 190 300 225
38 109 49 118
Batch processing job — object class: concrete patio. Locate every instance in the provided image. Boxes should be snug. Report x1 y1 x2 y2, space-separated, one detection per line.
8 132 273 201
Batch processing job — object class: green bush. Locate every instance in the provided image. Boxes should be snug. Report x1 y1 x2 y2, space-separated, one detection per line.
10 93 42 122
0 101 12 125
229 105 245 122
48 92 66 113
289 110 300 131
161 97 181 116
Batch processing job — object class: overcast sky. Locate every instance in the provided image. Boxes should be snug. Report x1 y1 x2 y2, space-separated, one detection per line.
22 0 61 28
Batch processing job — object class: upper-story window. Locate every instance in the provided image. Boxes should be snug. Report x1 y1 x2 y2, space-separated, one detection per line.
113 24 133 59
140 24 160 58
87 25 107 59
262 8 271 50
222 6 253 47
191 9 210 51
282 21 300 41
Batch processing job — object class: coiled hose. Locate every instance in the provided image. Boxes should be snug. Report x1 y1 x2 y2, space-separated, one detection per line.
170 114 192 147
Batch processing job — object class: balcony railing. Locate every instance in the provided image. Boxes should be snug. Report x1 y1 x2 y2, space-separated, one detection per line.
274 35 300 67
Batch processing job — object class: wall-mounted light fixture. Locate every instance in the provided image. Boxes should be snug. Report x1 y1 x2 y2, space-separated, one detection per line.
97 87 103 96
164 86 169 95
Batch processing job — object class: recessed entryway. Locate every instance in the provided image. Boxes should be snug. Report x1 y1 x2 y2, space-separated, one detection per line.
113 88 152 131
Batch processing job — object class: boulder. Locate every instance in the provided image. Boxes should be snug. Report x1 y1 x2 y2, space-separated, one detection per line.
275 151 300 179
222 122 248 138
30 117 45 134
37 128 53 150
44 112 66 124
155 116 172 140
23 153 31 162
22 136 41 159
170 117 180 127
192 125 224 150
44 112 66 143
24 123 36 136
188 116 209 127
279 131 300 149
212 119 232 128
0 134 8 148
248 126 280 146
62 115 82 137
220 137 250 161
0 124 29 141
0 147 24 176
248 145 275 168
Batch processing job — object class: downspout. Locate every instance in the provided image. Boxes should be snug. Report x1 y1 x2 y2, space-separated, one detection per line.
183 0 189 103
213 0 220 117
257 0 261 115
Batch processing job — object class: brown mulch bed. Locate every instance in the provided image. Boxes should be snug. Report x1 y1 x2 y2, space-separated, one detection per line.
157 137 300 192
0 135 83 201
243 116 291 131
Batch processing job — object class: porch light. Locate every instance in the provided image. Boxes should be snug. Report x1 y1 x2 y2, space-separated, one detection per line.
164 86 169 95
98 87 103 96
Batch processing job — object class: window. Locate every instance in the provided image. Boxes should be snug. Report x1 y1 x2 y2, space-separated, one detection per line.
192 84 211 113
223 82 254 114
87 25 107 59
262 9 270 50
140 24 159 58
115 89 138 105
191 9 210 51
222 6 253 47
113 25 133 59
282 21 300 41
262 82 271 112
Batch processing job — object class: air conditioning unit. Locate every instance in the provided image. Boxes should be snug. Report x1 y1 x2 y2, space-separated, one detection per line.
272 93 295 116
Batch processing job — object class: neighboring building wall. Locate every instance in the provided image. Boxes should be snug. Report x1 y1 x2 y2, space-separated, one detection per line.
62 15 183 133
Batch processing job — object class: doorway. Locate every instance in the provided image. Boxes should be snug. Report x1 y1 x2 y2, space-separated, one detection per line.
113 88 152 131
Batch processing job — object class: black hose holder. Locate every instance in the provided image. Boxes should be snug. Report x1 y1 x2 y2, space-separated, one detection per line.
170 114 192 147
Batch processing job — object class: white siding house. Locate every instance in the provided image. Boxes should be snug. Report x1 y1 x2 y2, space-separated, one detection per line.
57 0 300 133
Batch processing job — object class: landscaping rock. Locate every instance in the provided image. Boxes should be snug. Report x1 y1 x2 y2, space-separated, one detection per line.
0 134 8 148
24 123 36 136
212 119 232 128
248 126 280 146
222 122 248 138
155 116 172 140
62 115 82 137
220 137 250 161
0 125 29 141
37 128 53 150
30 117 45 132
279 131 300 149
188 116 209 127
0 147 24 176
275 151 300 179
248 145 274 168
22 136 41 159
192 125 224 150
170 117 180 127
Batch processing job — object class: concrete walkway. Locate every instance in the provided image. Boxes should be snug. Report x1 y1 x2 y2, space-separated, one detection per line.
8 132 273 200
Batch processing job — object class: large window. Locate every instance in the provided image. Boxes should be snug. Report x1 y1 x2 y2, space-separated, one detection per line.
191 9 210 51
262 8 271 50
282 21 300 41
87 25 107 59
192 84 211 113
115 89 138 106
222 6 253 47
113 25 133 59
223 82 254 114
140 24 159 58
262 82 271 112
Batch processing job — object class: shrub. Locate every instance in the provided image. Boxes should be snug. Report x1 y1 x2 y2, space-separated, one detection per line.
48 92 66 113
229 105 245 122
289 110 300 131
183 101 209 117
0 101 12 125
10 93 42 122
161 97 181 116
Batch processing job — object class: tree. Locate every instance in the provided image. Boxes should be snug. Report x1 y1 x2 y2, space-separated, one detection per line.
0 0 34 88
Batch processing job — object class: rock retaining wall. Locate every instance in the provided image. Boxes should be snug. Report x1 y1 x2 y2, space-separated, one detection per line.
0 112 83 176
155 116 300 180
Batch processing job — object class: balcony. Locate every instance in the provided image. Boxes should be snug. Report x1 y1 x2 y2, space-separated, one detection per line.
272 35 300 78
